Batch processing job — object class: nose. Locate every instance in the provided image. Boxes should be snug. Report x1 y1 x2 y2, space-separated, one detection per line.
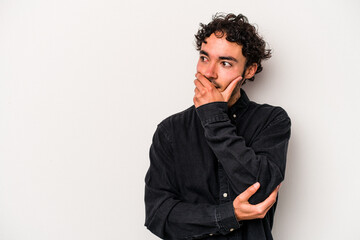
203 62 217 80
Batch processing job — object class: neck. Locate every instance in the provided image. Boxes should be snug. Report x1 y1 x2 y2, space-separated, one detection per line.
227 88 241 107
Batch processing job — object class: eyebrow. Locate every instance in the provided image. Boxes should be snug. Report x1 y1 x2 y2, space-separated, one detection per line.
200 50 238 63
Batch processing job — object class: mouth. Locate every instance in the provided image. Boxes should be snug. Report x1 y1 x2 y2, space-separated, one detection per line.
209 80 220 89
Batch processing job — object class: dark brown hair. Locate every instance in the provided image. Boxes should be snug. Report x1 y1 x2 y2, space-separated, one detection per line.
195 13 271 82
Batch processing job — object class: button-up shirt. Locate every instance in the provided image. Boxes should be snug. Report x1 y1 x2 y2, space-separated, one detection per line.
145 89 291 239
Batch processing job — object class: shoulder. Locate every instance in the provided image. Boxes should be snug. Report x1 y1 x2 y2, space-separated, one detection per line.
154 105 197 140
158 105 197 129
249 100 289 118
246 100 291 128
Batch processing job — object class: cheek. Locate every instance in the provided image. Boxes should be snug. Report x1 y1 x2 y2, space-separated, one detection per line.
218 69 233 81
217 69 240 88
222 67 242 80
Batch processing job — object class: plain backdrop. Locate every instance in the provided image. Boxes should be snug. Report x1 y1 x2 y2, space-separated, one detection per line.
1 0 360 239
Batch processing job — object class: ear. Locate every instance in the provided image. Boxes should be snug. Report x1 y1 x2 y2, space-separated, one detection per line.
244 63 258 79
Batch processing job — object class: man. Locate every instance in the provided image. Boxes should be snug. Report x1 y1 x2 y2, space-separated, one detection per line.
145 13 291 240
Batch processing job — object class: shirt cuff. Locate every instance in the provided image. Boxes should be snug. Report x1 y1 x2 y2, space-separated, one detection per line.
195 102 229 126
215 202 242 235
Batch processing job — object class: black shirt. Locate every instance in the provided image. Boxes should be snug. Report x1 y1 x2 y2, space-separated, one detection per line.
145 89 291 240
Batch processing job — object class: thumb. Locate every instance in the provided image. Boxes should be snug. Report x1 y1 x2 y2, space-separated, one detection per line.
237 182 260 202
222 76 242 101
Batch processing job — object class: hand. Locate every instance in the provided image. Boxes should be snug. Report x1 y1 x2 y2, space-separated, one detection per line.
233 182 280 221
193 73 242 108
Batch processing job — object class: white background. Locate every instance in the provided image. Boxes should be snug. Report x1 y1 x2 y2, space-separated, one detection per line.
1 0 360 239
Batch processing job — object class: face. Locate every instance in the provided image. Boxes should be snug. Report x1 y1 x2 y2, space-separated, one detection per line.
196 33 251 93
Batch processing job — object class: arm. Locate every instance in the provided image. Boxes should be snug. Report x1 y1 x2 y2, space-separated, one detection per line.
145 124 241 239
145 124 279 239
196 102 290 204
193 73 291 204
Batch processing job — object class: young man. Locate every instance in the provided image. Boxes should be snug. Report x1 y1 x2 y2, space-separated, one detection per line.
145 13 291 240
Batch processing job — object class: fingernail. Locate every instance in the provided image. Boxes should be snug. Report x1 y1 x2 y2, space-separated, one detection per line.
254 182 260 188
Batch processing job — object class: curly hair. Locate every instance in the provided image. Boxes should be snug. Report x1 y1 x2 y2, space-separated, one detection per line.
195 13 271 82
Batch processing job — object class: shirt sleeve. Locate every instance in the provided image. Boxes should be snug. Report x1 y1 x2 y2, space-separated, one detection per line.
196 102 291 204
145 124 241 239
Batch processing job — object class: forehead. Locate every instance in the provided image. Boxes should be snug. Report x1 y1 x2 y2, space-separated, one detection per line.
201 33 244 60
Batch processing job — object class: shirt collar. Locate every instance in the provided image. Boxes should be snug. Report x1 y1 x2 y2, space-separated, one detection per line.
229 88 250 115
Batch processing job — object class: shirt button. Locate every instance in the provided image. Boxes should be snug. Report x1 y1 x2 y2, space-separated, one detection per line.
230 228 234 232
209 233 213 236
223 193 228 198
233 114 236 118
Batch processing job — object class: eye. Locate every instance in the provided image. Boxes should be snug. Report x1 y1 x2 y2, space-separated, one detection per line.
221 61 232 67
200 56 208 62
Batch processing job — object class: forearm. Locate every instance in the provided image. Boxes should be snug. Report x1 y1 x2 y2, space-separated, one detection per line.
196 102 291 204
203 120 286 204
145 184 241 239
